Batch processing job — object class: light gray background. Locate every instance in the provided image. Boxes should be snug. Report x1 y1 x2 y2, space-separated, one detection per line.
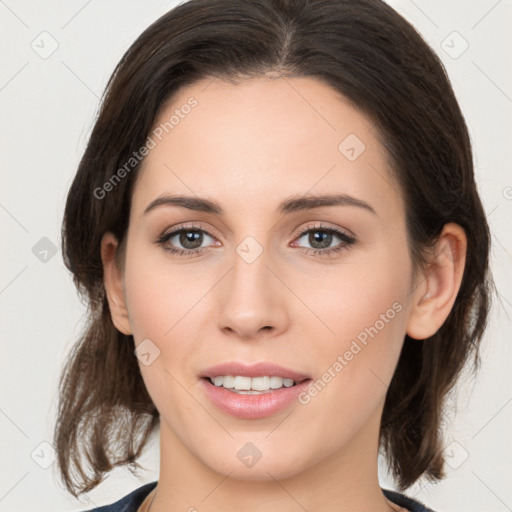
0 1 510 510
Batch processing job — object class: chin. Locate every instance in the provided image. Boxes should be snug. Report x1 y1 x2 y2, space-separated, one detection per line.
196 440 314 482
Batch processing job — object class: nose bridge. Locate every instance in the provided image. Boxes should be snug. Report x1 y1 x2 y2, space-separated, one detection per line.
230 233 272 303
216 232 286 336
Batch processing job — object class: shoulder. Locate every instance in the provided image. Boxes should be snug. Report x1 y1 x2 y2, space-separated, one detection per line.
382 488 438 512
81 481 158 512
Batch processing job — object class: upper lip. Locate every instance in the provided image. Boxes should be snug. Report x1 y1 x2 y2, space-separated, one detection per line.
200 362 311 383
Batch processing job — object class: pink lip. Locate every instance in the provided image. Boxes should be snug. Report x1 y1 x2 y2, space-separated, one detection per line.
198 361 312 420
199 378 312 419
199 361 311 382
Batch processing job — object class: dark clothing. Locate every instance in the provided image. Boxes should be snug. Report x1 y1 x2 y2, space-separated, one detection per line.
83 480 436 511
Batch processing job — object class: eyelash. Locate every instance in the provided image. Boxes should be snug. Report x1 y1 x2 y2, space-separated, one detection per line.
154 222 356 258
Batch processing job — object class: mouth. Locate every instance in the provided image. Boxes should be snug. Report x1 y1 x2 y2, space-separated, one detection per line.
198 362 312 418
204 375 303 394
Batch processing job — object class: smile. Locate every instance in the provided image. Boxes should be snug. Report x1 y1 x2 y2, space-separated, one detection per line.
209 375 297 393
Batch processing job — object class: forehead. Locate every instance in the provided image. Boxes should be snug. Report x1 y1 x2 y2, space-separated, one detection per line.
132 76 403 222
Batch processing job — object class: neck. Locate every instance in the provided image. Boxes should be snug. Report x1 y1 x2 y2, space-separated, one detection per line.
148 409 399 512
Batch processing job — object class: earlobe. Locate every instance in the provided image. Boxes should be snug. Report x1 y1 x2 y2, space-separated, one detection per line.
406 223 467 340
100 232 133 335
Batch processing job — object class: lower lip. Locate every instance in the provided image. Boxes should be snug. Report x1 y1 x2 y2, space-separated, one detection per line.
199 378 312 419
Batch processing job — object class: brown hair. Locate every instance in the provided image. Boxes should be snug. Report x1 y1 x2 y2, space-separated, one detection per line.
54 0 492 497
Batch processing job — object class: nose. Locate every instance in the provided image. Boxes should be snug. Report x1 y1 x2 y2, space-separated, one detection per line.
216 240 289 341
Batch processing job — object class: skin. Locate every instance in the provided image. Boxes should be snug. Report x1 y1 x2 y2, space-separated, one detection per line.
101 75 467 512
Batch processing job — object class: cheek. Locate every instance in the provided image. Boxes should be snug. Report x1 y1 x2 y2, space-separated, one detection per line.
313 293 406 405
122 241 202 343
303 241 412 402
293 289 409 457
315 245 410 347
121 247 207 420
122 252 205 424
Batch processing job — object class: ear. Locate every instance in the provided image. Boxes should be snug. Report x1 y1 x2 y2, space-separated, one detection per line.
100 231 132 335
406 223 467 340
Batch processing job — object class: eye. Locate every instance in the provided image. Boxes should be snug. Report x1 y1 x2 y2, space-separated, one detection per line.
154 223 218 258
154 222 356 258
292 223 356 256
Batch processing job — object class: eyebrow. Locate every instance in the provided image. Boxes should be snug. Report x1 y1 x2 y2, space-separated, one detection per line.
143 193 377 216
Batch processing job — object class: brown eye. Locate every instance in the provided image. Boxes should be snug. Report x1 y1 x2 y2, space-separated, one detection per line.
155 225 217 257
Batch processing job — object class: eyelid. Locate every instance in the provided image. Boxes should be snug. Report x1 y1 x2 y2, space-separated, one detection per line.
291 221 356 242
159 221 221 241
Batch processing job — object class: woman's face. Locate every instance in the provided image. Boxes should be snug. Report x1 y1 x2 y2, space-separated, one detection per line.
111 76 421 480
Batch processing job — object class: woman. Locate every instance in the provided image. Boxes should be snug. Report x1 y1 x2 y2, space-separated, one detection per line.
53 0 492 511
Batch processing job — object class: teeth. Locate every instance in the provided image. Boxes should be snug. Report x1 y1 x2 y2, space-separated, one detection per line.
209 375 297 392
252 376 270 391
234 376 252 390
213 376 225 387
